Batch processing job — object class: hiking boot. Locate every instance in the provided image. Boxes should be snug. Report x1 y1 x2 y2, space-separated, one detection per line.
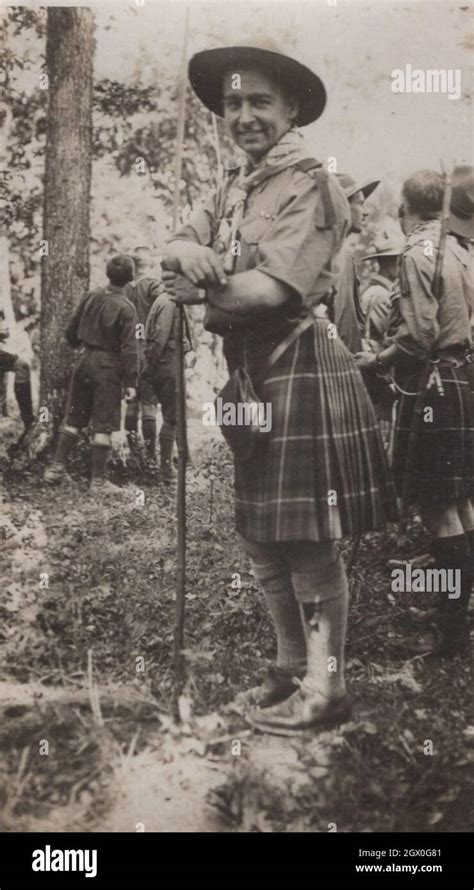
248 687 352 737
44 462 66 485
236 665 306 710
90 479 123 496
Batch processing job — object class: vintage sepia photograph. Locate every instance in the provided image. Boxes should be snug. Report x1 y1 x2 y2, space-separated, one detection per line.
0 0 473 884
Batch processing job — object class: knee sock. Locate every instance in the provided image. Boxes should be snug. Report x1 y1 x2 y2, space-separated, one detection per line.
431 534 472 643
91 444 110 481
125 406 139 448
14 381 34 427
142 417 157 457
250 560 307 674
292 556 349 699
54 429 78 467
159 431 175 473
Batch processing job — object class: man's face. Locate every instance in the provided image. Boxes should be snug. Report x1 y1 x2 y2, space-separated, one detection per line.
222 68 297 162
349 191 367 233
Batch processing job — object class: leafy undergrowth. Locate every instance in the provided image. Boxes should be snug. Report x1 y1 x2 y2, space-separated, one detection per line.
0 426 473 833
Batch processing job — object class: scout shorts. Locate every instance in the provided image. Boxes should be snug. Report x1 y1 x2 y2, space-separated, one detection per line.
138 377 158 408
150 374 176 426
64 348 122 434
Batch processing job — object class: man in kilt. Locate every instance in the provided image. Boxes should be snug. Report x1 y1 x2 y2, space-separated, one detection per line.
357 170 473 656
164 41 398 734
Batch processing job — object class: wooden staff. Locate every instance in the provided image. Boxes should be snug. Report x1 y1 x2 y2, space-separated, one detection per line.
171 7 189 722
433 163 453 300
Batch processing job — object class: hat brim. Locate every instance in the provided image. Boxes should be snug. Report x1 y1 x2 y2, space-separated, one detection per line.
188 47 326 127
449 212 474 240
346 180 380 201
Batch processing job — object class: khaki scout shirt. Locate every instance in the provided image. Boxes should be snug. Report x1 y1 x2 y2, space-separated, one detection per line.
392 221 473 359
66 285 139 388
145 286 192 375
361 273 394 342
173 163 350 315
331 244 364 354
126 277 162 328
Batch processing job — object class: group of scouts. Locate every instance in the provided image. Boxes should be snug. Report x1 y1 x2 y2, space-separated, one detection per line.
12 39 474 736
42 246 193 489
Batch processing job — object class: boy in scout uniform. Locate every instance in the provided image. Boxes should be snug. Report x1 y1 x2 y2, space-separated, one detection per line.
332 173 380 353
142 275 194 482
360 233 404 426
361 233 404 345
124 246 161 464
44 254 138 492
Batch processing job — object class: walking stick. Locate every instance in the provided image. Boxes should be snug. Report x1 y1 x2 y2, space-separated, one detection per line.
170 7 189 723
433 163 453 301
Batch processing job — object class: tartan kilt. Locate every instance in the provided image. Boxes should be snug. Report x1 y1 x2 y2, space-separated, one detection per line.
233 319 398 542
392 362 474 508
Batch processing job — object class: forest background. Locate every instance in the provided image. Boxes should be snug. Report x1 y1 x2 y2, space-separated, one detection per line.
2 0 472 410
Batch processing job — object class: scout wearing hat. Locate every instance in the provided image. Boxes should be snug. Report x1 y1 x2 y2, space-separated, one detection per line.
331 173 381 354
449 165 474 241
356 170 474 657
164 42 397 734
361 232 405 342
359 232 405 425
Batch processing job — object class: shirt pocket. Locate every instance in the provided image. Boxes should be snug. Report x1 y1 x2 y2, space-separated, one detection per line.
240 209 275 244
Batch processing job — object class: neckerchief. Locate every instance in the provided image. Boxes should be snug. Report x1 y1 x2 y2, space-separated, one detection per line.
216 128 316 273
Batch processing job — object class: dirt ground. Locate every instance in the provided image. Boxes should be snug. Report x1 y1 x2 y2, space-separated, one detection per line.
0 419 473 833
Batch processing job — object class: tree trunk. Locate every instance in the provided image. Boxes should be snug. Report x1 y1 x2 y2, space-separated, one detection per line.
41 8 94 429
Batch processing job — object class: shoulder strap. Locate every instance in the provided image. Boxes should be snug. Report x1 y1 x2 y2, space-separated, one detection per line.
265 316 314 372
294 159 336 229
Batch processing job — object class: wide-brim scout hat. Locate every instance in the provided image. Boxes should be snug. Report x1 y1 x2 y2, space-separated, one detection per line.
362 232 405 260
449 166 474 239
188 42 326 127
337 173 380 201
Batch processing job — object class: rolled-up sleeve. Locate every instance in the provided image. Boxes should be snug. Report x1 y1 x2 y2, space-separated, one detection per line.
254 177 337 301
394 252 440 358
170 190 218 247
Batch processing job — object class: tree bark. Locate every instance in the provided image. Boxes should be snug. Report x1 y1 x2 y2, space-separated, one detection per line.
41 8 94 429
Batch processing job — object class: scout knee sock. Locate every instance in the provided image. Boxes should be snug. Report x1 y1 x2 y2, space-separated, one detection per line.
431 535 472 648
14 381 34 428
91 443 110 481
142 417 157 457
250 559 307 674
292 553 349 699
159 427 175 481
125 403 139 449
54 428 79 467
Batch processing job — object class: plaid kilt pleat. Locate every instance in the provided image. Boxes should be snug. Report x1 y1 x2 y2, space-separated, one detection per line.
392 363 474 508
233 320 398 542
